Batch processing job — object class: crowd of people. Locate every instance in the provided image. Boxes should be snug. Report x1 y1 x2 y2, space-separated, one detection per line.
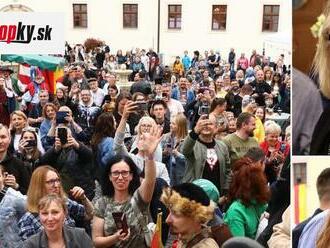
0 46 290 247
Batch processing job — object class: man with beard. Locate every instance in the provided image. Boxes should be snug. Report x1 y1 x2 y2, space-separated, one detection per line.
223 112 258 166
161 183 219 248
181 114 230 195
249 69 272 107
74 89 101 142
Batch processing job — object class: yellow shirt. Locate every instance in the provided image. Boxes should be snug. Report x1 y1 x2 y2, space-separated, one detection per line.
254 117 265 143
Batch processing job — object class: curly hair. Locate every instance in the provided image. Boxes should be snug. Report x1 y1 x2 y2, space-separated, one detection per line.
229 157 270 206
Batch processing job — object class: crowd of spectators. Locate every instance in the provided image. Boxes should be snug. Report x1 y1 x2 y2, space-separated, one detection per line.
0 45 290 247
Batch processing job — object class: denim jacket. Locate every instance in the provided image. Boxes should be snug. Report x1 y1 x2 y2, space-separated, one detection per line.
0 187 27 248
161 133 186 186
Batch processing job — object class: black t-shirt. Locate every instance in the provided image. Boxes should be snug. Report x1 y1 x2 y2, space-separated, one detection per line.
200 139 221 193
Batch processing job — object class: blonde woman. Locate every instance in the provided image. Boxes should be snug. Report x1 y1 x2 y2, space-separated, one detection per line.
161 113 188 186
18 166 94 241
310 3 330 154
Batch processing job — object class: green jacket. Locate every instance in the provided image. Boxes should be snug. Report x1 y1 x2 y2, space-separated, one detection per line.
224 200 267 239
181 131 231 195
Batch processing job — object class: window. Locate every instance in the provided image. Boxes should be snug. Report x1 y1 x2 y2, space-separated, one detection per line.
212 5 227 30
73 4 87 28
294 163 307 184
168 5 181 29
262 5 280 32
123 4 138 28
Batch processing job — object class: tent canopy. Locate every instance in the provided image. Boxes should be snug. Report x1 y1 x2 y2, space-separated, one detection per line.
0 54 65 71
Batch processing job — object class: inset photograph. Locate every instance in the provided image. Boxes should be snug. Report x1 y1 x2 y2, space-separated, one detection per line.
293 0 330 155
293 157 330 248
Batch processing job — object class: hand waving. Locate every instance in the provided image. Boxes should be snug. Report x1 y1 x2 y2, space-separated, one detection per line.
137 125 163 157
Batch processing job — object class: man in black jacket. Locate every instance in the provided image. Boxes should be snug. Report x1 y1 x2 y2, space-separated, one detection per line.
249 69 272 107
0 124 30 194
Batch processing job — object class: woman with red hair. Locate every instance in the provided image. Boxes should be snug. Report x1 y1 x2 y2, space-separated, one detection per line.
224 157 270 239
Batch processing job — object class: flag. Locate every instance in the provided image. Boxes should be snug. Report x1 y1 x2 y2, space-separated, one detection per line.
294 183 306 224
151 211 163 248
18 64 64 94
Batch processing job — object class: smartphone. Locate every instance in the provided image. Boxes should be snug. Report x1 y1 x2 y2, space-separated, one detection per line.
25 140 37 148
199 105 210 118
280 142 286 153
136 101 148 112
56 111 69 124
57 127 68 145
112 212 128 235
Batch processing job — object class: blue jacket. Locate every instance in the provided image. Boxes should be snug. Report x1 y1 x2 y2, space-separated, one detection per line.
97 137 115 169
182 55 191 70
171 87 195 106
0 187 27 248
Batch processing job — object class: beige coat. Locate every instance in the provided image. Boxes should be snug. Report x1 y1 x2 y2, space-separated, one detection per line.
268 206 291 248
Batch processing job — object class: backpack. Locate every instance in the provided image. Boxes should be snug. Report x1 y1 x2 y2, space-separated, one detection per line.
186 224 232 248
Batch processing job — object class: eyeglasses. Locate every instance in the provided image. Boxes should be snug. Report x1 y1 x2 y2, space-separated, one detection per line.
45 178 61 186
110 170 131 178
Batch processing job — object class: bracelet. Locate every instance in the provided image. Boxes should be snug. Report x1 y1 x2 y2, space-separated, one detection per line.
144 154 154 161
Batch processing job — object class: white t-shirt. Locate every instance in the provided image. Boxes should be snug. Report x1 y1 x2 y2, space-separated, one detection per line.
91 88 105 107
167 98 184 118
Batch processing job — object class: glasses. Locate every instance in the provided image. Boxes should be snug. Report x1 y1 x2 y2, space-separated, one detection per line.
110 170 131 178
46 178 61 186
140 124 152 128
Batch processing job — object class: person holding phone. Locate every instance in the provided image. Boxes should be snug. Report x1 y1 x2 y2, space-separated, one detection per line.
44 105 88 149
92 116 162 247
39 127 95 200
39 103 58 151
161 113 188 186
259 121 290 184
181 113 231 198
15 129 42 172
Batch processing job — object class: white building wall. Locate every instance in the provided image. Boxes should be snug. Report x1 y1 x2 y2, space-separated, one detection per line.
0 0 291 65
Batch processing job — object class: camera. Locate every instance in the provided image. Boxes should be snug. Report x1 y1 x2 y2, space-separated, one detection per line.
136 101 148 112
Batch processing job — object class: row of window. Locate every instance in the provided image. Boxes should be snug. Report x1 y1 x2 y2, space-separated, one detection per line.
73 4 280 32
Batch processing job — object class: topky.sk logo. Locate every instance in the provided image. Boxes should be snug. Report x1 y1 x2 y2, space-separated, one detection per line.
0 22 52 44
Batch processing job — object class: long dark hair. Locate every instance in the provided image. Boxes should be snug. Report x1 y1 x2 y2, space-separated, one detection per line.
114 91 132 114
101 154 141 197
91 112 116 150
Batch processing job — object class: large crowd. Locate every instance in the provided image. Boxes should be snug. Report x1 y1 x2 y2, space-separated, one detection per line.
0 46 290 247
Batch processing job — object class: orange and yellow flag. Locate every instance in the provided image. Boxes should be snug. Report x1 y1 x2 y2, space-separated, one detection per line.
151 211 163 248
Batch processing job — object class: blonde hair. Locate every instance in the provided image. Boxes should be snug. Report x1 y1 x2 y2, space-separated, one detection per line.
314 2 330 98
38 193 67 215
137 116 157 136
26 166 66 213
173 113 188 140
11 110 27 121
264 121 281 136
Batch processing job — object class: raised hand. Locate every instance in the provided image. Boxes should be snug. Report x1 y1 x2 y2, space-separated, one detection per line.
18 139 28 153
70 186 86 201
194 115 211 135
122 101 138 119
138 125 163 157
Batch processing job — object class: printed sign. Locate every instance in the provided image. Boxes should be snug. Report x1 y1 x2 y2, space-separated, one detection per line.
0 12 64 54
